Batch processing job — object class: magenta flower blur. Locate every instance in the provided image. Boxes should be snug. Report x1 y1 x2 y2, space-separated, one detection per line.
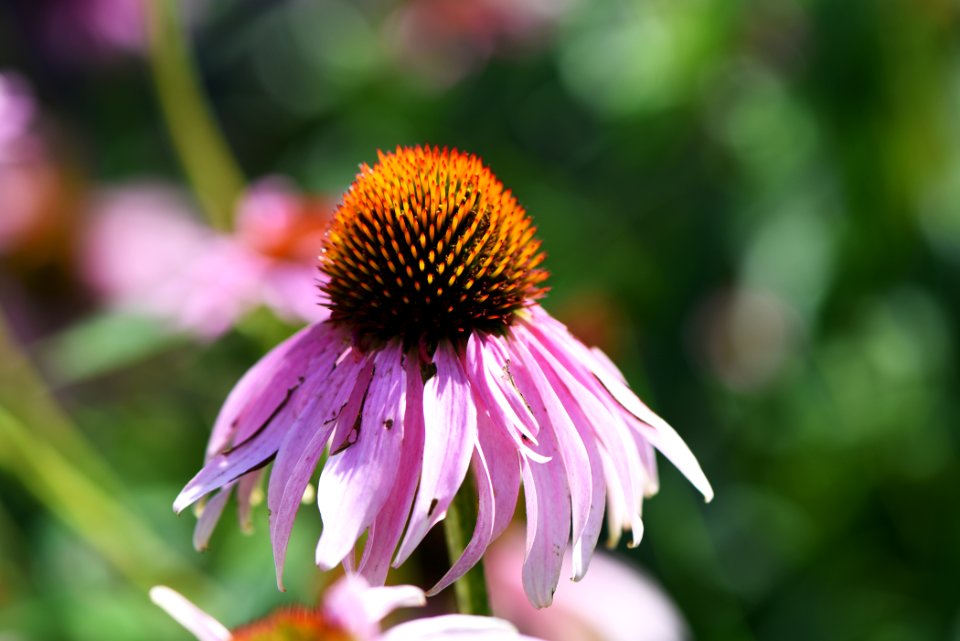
82 178 331 338
175 147 712 607
151 575 541 641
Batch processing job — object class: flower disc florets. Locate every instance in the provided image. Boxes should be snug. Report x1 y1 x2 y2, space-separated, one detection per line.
232 608 349 641
320 146 548 346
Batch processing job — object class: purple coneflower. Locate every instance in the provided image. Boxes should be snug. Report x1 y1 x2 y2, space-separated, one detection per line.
175 146 712 607
151 575 541 641
82 178 332 338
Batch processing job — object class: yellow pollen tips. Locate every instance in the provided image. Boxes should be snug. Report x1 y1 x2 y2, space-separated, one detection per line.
320 145 548 344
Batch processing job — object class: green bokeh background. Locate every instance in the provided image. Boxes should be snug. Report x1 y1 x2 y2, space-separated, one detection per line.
1 0 958 639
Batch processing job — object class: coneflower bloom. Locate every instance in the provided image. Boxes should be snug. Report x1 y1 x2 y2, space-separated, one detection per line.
82 178 331 338
174 146 712 607
151 575 541 641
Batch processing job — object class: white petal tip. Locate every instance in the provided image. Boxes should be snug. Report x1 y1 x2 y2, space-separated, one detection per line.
148 586 171 605
173 493 199 514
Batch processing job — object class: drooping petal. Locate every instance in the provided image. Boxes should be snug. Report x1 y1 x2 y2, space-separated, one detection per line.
519 328 609 577
395 344 478 565
524 310 713 502
316 343 407 570
236 469 263 533
629 418 713 502
466 333 539 445
428 444 496 596
520 319 648 545
174 420 287 514
519 427 570 608
508 333 594 584
177 327 345 512
269 353 373 588
230 324 343 450
475 406 522 542
149 587 232 641
192 484 234 552
205 323 312 458
357 353 426 585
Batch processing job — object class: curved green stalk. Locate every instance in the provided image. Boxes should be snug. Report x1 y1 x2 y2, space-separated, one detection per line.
147 0 244 230
443 484 492 616
0 317 210 591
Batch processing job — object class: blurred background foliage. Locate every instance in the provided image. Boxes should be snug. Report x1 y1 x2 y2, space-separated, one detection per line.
1 0 959 639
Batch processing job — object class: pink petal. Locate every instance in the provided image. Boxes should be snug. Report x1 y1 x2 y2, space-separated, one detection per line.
205 323 308 458
320 575 377 640
149 587 232 641
357 353 426 585
315 343 407 570
475 407 522 542
519 320 649 546
174 420 286 514
518 329 611 576
630 418 713 502
358 584 427 622
268 354 372 588
427 445 496 596
520 428 570 609
192 484 234 551
525 311 713 502
207 323 341 458
507 334 594 583
395 344 478 565
323 575 425 638
236 469 263 533
465 333 539 445
178 325 348 513
230 324 342 450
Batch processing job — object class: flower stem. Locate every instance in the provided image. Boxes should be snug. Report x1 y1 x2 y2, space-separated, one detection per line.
0 317 212 592
0 406 208 590
443 483 492 616
146 0 244 231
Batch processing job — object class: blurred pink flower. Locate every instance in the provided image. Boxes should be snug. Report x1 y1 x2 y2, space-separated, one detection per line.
691 287 796 392
0 71 76 265
81 178 332 339
386 0 573 87
43 0 145 60
173 147 712 607
488 529 689 641
0 73 35 153
151 575 541 641
32 0 206 63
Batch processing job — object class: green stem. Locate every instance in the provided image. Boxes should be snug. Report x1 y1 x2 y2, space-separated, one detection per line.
147 0 244 230
444 483 492 616
0 406 207 591
0 316 211 592
0 318 116 490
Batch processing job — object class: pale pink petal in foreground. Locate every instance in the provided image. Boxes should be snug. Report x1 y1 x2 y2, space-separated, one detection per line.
149 587 231 641
488 530 690 641
81 178 332 339
151 576 540 641
174 147 712 607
